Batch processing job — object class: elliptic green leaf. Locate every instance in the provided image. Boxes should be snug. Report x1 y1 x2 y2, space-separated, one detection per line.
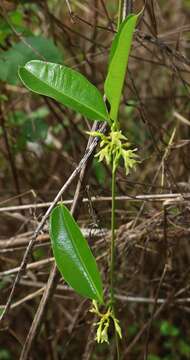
104 14 139 123
50 204 104 303
19 60 109 121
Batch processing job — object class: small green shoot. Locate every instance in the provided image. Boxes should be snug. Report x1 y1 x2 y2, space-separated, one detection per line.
18 9 140 355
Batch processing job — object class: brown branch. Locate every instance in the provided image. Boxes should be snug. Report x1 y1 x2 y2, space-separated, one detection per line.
0 122 107 323
19 121 107 359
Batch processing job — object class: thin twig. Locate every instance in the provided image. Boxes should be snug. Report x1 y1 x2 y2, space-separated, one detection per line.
0 193 187 213
20 263 59 360
0 122 107 323
0 258 54 277
19 121 107 359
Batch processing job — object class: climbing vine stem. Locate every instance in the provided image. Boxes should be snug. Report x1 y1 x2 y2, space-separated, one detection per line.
118 0 124 30
88 123 138 352
111 166 120 359
110 166 116 307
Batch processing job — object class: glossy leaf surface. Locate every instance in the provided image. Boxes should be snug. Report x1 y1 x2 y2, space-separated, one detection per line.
104 14 139 122
19 60 108 121
50 204 103 303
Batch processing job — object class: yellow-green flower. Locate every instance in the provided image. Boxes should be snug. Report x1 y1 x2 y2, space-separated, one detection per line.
88 128 138 174
90 301 122 344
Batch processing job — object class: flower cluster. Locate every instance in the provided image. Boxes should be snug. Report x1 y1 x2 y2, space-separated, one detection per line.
90 300 122 344
88 128 138 174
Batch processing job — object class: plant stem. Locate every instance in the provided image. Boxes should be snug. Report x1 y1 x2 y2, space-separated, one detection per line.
110 167 120 359
110 167 116 306
117 0 124 30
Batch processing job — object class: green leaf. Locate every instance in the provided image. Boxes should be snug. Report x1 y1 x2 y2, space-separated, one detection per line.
179 339 190 356
147 355 161 360
93 158 106 186
0 348 12 360
0 95 8 102
19 60 109 121
0 10 27 45
104 14 139 123
0 36 63 84
50 204 104 303
160 321 180 337
21 117 48 142
8 111 28 127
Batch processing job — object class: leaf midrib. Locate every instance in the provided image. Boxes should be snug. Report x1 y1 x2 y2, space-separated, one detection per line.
62 208 102 302
26 66 107 120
